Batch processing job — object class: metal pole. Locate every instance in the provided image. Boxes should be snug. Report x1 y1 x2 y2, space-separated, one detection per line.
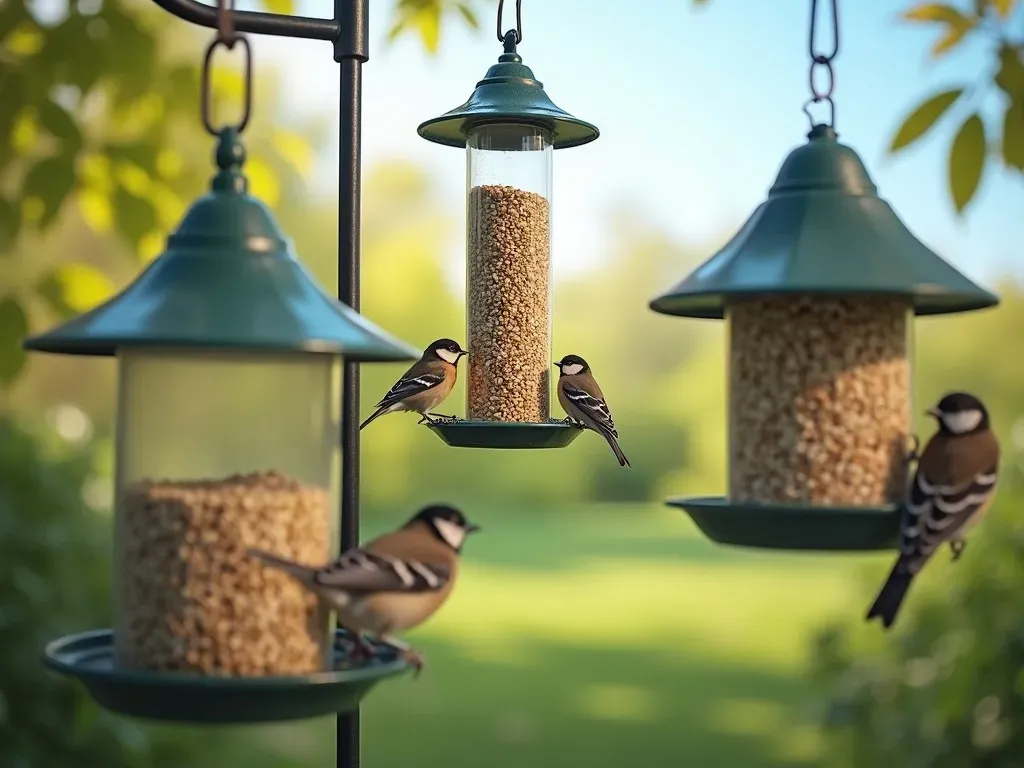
334 2 368 768
146 2 369 767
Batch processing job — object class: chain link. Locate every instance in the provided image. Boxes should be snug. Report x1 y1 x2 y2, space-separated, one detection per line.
496 0 523 45
201 0 252 137
803 0 840 127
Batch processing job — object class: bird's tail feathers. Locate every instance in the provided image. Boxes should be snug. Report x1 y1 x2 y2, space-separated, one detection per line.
359 405 388 430
603 431 630 468
247 548 316 585
865 560 915 629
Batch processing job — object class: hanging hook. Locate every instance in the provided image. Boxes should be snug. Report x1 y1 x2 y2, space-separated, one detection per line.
804 0 840 128
200 0 252 137
496 0 523 45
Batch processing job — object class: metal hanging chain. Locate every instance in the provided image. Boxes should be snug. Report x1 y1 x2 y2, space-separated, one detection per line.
201 0 252 137
496 0 523 45
803 0 840 128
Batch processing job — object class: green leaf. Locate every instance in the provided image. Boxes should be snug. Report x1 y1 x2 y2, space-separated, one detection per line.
0 296 28 386
388 0 443 54
948 113 986 213
994 44 1024 98
455 2 479 27
1002 98 1024 170
0 197 21 252
890 88 964 152
37 100 82 151
113 185 158 248
992 0 1018 17
903 3 976 56
36 262 117 316
103 141 160 175
23 153 77 229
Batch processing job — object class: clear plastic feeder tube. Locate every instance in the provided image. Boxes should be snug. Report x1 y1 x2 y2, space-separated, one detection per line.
112 349 339 677
465 123 553 422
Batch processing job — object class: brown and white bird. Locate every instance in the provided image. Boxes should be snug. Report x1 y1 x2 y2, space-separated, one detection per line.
360 338 468 429
554 354 630 468
866 391 999 629
248 504 480 674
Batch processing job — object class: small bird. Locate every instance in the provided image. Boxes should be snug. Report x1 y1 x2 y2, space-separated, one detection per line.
554 354 630 468
866 391 1000 629
248 504 480 674
360 338 468 429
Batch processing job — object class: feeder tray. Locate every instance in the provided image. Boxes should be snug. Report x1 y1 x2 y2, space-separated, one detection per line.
669 496 901 551
427 419 584 449
43 628 410 724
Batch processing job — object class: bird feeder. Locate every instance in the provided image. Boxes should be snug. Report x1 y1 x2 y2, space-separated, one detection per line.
28 128 418 724
650 124 998 551
417 19 599 449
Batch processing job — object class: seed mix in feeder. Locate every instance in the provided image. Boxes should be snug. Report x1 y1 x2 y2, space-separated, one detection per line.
727 296 912 506
467 184 551 422
115 469 332 676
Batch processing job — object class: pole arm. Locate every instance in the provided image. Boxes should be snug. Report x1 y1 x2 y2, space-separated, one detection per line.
149 0 339 40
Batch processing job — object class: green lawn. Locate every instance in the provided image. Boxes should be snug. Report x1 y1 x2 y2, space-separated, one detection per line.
235 504 890 768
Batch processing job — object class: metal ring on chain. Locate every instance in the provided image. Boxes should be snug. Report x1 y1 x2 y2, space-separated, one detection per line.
496 0 523 44
802 96 836 130
808 56 834 102
201 35 253 137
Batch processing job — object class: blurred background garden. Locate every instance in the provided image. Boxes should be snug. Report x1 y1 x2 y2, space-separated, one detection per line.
2 0 1024 766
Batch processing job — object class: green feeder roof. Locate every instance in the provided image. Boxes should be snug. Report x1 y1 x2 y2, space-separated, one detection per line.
417 41 599 150
649 124 999 319
23 130 417 362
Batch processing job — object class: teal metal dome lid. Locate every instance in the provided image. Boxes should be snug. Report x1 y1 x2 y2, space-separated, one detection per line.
649 125 999 319
417 39 599 150
23 130 417 362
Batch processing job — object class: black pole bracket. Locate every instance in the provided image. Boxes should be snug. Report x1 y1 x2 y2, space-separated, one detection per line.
150 0 339 40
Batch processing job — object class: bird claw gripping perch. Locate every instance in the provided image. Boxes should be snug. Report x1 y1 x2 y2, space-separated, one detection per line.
400 647 426 678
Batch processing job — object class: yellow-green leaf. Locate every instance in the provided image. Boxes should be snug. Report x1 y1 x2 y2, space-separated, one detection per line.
890 88 964 152
0 296 28 386
23 153 77 229
246 157 281 208
948 113 986 213
903 3 970 23
931 22 971 56
0 198 22 252
261 0 295 12
1002 99 1024 170
78 189 114 234
993 0 1017 17
272 130 313 177
388 1 443 54
994 44 1024 98
46 262 118 313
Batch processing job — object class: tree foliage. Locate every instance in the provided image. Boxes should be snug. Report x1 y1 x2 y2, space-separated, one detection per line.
889 0 1024 212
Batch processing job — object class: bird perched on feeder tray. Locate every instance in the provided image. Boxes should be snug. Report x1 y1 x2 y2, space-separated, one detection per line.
554 354 630 468
360 338 468 429
247 504 480 675
866 391 999 630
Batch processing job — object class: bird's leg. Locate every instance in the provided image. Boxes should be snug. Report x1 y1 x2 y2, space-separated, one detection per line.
906 433 922 464
950 539 967 562
417 413 437 425
427 412 456 421
380 634 425 678
341 628 377 664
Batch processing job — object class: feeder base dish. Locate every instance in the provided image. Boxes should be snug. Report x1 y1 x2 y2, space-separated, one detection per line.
427 419 583 449
43 628 410 724
669 496 901 551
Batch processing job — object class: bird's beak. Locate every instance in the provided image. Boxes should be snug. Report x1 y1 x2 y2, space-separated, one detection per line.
457 348 469 358
925 406 941 419
465 523 481 534
552 361 562 370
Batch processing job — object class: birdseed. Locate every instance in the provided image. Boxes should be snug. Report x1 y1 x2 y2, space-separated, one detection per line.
728 296 912 506
115 469 332 676
467 184 551 422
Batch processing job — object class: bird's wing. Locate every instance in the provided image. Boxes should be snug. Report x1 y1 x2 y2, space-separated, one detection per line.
562 384 618 437
899 463 998 568
311 548 451 595
374 371 445 409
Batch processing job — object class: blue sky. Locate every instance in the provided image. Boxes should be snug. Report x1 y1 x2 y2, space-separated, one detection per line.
241 0 1019 287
